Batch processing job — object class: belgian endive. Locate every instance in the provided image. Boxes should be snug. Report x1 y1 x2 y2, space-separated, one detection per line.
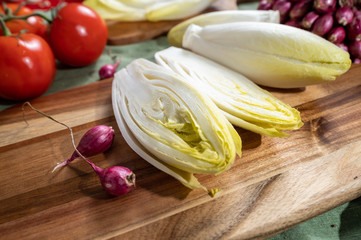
155 47 303 137
112 58 241 193
168 10 280 47
182 22 351 88
83 0 214 21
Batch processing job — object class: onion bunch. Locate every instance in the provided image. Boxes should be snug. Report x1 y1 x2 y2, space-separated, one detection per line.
258 0 361 63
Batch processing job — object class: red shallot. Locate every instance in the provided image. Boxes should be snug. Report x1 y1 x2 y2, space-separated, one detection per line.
314 0 337 13
22 102 135 197
290 0 313 19
273 0 292 22
83 157 135 196
335 7 354 26
99 59 121 79
327 26 347 43
312 13 334 36
258 0 274 10
52 125 115 172
349 40 361 58
285 19 303 28
347 16 361 40
302 11 320 29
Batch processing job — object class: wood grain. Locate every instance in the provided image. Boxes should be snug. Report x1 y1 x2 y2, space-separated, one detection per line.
0 64 361 240
106 0 238 45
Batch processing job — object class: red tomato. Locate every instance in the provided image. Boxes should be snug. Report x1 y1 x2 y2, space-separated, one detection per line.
0 33 56 100
49 3 108 67
0 3 49 39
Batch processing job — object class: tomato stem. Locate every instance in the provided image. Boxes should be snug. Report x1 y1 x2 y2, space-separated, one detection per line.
13 1 26 15
3 12 52 23
1 2 11 15
0 16 11 36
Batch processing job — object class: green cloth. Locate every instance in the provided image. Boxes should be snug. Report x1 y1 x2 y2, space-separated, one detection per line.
269 198 361 240
0 2 360 239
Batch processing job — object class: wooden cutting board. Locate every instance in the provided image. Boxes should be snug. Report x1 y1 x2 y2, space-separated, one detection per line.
106 0 239 45
0 64 361 239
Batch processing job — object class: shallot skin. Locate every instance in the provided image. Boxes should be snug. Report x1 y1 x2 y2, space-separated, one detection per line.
347 16 361 41
52 125 115 172
258 0 274 10
327 26 347 43
273 0 292 22
69 125 115 159
290 0 313 19
99 60 121 79
335 7 354 26
314 0 337 13
302 11 320 29
96 166 136 196
312 13 334 36
349 40 361 58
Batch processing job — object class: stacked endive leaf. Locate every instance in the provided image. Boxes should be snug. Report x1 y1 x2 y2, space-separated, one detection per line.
83 0 215 21
176 22 351 88
155 47 303 137
167 10 280 47
112 58 242 194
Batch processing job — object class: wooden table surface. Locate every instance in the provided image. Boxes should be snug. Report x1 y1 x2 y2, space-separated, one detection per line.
0 64 361 240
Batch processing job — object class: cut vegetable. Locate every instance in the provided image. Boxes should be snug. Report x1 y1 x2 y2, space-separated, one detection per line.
145 0 214 22
112 58 241 193
155 47 303 137
83 0 147 21
182 22 351 88
83 0 214 22
168 10 280 47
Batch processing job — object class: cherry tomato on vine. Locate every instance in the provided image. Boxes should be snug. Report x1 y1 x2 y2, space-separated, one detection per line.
0 3 49 40
49 3 108 67
0 33 56 100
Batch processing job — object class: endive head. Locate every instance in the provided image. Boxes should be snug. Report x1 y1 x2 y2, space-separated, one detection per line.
167 10 280 47
112 58 241 191
182 22 351 88
155 47 303 137
145 0 215 22
83 0 147 21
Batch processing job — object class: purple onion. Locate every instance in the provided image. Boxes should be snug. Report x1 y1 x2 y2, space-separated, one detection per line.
272 0 292 23
335 42 349 52
327 26 346 43
99 60 121 80
339 0 353 7
312 13 334 36
347 15 361 40
335 7 354 26
302 11 320 29
285 19 303 28
349 40 361 58
289 0 313 19
352 8 361 18
313 0 337 14
52 125 115 172
353 58 361 63
258 0 274 10
92 164 136 196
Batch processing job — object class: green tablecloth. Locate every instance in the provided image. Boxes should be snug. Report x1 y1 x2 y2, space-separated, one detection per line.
0 2 360 239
